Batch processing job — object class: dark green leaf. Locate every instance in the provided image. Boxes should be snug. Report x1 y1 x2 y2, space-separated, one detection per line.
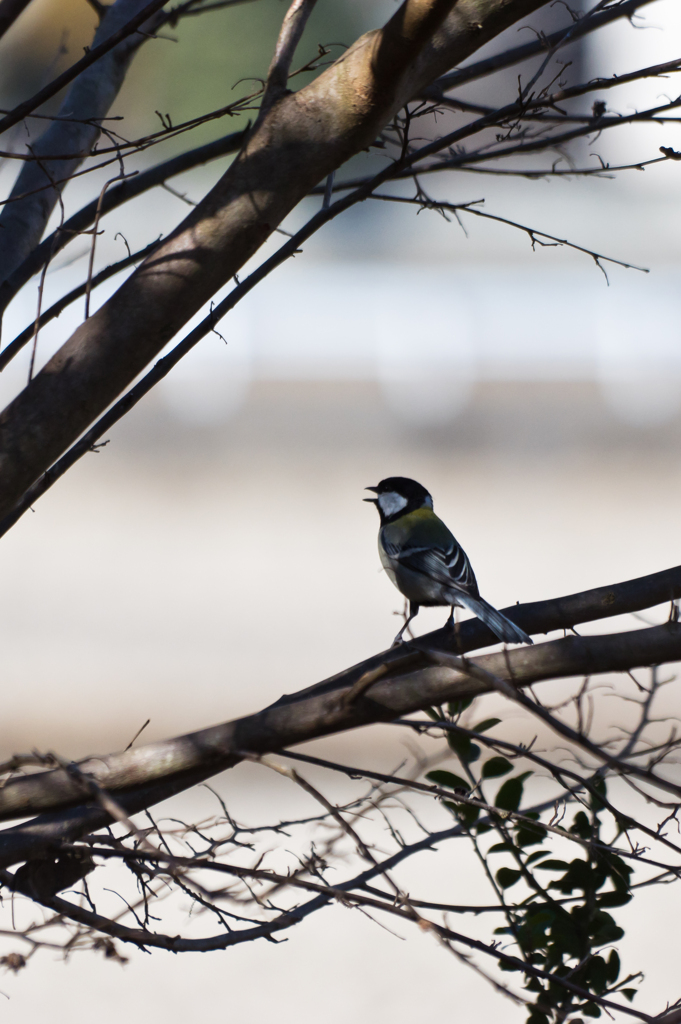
570 811 592 839
535 860 570 871
472 717 501 733
582 1001 602 1017
525 1011 549 1024
447 731 481 763
606 949 620 984
496 867 522 889
589 773 607 812
482 756 513 778
424 707 441 721
614 814 636 834
495 772 532 812
447 697 474 716
586 955 608 995
488 842 515 854
476 822 492 835
442 799 480 826
426 770 470 791
550 858 593 894
597 891 631 908
525 851 550 866
516 821 547 847
461 802 481 825
621 989 638 1002
600 851 632 890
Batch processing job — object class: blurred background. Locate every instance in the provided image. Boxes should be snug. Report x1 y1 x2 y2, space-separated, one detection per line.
0 0 679 1020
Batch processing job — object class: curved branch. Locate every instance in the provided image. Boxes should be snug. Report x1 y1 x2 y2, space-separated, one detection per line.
260 0 319 114
0 858 656 1020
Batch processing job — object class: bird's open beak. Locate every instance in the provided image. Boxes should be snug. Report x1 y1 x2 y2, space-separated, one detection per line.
363 486 379 503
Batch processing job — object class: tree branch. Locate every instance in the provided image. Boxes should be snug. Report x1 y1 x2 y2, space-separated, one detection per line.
0 0 169 285
0 856 657 1020
421 0 657 98
260 0 319 114
0 603 679 860
0 0 169 138
0 126 248 341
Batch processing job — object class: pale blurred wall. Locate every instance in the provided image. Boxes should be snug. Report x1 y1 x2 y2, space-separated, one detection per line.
0 1 680 1021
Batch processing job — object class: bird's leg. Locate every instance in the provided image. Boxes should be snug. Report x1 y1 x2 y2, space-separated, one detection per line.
392 602 420 646
445 605 463 652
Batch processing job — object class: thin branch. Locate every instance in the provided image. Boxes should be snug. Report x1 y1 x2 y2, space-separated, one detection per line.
0 0 171 138
370 193 647 274
0 860 655 1021
422 0 658 99
260 0 318 115
0 127 248 326
0 239 162 372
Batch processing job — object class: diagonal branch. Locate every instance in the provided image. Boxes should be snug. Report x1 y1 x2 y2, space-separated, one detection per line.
0 0 33 39
0 126 248 329
422 0 657 98
0 613 680 867
0 0 171 285
0 0 170 139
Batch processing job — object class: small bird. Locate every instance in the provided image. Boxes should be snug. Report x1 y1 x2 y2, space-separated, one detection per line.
364 477 532 647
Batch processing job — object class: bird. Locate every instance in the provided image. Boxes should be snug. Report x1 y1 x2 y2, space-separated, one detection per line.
364 476 533 648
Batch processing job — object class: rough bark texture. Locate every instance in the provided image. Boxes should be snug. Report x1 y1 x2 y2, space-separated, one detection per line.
0 0 549 521
0 561 678 826
0 619 679 866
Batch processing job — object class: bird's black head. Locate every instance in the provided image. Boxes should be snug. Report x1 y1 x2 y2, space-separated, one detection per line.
364 476 433 524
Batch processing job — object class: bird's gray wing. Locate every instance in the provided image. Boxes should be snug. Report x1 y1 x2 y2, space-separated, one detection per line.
383 538 479 598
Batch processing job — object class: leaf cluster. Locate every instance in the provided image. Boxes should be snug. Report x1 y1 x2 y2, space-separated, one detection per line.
426 704 640 1022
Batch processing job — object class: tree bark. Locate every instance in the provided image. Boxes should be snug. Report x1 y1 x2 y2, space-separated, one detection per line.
0 564 678 823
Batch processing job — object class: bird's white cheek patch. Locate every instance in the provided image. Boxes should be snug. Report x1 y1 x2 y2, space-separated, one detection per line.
378 492 408 517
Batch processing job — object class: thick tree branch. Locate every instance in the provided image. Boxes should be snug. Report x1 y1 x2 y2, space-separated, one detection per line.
0 607 679 866
0 0 551 521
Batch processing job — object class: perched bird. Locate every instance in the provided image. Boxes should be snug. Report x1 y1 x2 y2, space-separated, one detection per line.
364 476 532 647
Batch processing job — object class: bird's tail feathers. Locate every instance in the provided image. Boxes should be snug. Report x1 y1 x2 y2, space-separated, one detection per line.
457 594 533 646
